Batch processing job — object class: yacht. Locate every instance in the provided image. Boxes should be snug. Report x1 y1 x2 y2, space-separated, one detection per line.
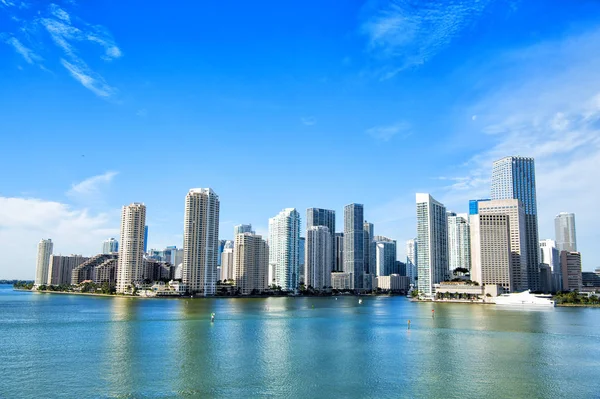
493 290 555 307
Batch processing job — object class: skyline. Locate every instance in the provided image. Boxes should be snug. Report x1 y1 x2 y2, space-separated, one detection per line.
2 0 600 278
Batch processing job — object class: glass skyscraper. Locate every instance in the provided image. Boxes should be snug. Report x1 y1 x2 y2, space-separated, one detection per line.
554 212 577 253
491 156 540 291
416 194 448 296
343 203 364 290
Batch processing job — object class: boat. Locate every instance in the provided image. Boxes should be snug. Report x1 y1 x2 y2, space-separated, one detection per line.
493 290 555 307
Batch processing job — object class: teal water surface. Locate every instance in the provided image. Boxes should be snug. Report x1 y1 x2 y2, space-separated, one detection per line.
1 284 599 398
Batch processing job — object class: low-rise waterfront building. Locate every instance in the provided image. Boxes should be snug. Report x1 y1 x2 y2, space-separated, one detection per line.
376 274 410 292
331 272 353 290
71 254 118 285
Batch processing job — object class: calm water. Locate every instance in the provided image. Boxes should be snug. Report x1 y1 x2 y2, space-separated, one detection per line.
1 285 600 398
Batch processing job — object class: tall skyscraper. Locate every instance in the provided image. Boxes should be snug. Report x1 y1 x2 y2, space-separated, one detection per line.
334 233 344 272
35 239 53 286
183 188 220 296
233 233 268 295
406 238 417 285
373 236 396 277
306 208 336 276
117 203 146 293
102 238 119 254
416 194 448 296
491 156 540 291
306 226 333 290
234 224 254 236
344 203 365 290
555 213 577 253
477 199 527 291
470 214 512 292
268 208 300 291
447 212 471 272
143 225 149 253
363 221 374 275
48 255 88 286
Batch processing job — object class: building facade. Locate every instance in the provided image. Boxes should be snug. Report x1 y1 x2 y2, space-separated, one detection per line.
373 236 396 277
447 212 471 272
406 238 418 285
554 212 577 253
416 194 448 296
491 156 540 291
470 214 512 292
234 224 254 236
221 245 234 281
268 208 300 291
561 251 582 291
306 208 336 276
117 203 147 293
35 238 53 286
183 188 220 296
334 233 344 272
364 221 374 275
331 272 353 290
540 239 562 292
102 238 119 254
48 255 88 286
344 203 365 290
233 233 268 295
305 226 333 290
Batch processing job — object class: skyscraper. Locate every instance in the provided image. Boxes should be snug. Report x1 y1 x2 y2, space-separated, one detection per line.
102 238 119 254
299 237 306 284
470 214 512 292
555 213 577 253
234 224 254 236
306 208 336 276
447 212 471 272
144 225 149 253
183 188 220 296
416 194 448 296
406 238 417 285
334 233 344 272
363 221 374 275
117 203 146 293
221 244 234 281
306 226 333 290
491 156 540 291
477 199 527 291
561 251 582 291
233 233 268 295
344 203 365 290
35 239 53 286
268 208 300 291
373 236 396 277
540 239 562 291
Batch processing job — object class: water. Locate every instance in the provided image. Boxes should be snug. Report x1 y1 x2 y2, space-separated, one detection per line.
1 285 599 399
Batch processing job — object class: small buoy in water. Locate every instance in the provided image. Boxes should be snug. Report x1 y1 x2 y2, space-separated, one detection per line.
431 309 435 318
211 312 215 322
407 319 411 330
358 299 363 304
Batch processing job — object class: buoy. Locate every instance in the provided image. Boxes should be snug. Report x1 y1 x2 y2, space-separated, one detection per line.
358 299 363 304
431 309 435 318
407 319 411 330
211 312 215 322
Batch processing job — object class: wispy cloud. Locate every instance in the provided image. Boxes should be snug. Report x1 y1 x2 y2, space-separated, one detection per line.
366 121 411 141
301 116 316 126
361 0 498 78
67 171 118 200
61 58 114 97
3 36 40 64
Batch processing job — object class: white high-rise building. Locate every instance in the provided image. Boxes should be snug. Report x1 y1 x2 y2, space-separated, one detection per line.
540 239 562 292
373 236 396 277
102 238 119 254
477 199 527 291
406 238 418 284
268 208 300 291
416 194 448 296
221 246 234 281
470 214 512 292
364 221 374 275
233 233 268 295
48 255 88 286
117 203 146 293
447 212 471 272
183 188 220 296
35 239 53 286
344 203 365 290
306 226 333 290
554 212 577 253
234 224 254 236
306 208 336 275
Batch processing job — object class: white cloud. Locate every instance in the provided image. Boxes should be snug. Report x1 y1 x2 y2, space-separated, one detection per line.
61 58 115 97
67 171 118 201
361 0 497 78
0 197 118 279
3 36 41 64
301 116 316 126
365 121 411 141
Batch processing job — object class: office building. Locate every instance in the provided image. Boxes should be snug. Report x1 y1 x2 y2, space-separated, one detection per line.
491 156 540 291
72 254 119 285
35 239 53 286
334 233 344 272
331 272 353 290
234 224 254 236
416 194 448 296
555 213 577 253
344 203 365 290
561 251 582 291
470 214 512 292
406 238 417 285
116 203 147 293
268 208 300 291
221 245 234 281
447 212 471 272
102 238 119 254
477 199 527 292
183 188 220 296
364 221 374 275
306 208 336 276
469 199 491 215
233 233 268 295
376 274 410 292
305 226 333 290
540 239 562 292
373 236 396 277
48 255 88 286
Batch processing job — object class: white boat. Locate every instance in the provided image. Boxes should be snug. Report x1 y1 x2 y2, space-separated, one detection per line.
493 290 555 307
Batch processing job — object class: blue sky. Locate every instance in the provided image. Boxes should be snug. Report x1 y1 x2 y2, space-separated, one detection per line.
2 0 600 279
